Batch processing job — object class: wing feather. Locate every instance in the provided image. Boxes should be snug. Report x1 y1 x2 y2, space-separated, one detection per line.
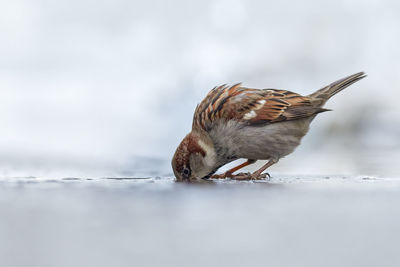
193 84 327 131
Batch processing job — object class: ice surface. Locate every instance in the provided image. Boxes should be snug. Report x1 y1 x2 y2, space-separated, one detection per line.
1 174 400 267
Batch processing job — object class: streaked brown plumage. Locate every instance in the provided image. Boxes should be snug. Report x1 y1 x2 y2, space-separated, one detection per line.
172 72 366 182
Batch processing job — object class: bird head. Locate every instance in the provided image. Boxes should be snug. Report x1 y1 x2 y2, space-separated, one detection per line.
172 131 217 182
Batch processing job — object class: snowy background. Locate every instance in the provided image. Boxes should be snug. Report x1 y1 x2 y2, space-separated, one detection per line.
1 0 400 178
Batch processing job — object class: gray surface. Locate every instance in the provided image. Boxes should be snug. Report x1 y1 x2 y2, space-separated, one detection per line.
1 175 400 267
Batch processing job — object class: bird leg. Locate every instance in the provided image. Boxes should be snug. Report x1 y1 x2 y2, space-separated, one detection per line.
230 159 278 180
211 159 256 179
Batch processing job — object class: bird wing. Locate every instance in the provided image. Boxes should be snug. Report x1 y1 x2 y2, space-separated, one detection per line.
193 84 328 131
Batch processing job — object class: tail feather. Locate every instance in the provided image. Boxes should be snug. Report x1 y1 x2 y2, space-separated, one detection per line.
309 72 366 106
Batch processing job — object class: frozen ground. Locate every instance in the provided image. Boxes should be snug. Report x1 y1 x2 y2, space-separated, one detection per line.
1 173 400 267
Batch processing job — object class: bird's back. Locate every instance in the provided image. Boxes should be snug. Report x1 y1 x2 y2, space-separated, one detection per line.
196 72 366 162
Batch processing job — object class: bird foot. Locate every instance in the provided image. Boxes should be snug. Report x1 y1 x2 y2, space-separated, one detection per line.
211 172 233 179
230 172 270 180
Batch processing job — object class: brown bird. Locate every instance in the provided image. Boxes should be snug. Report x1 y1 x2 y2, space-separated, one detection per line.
172 72 366 182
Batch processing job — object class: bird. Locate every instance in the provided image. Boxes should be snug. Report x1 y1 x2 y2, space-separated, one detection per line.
171 72 366 182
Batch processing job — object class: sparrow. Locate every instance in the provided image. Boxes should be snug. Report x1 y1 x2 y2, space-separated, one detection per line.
172 72 366 182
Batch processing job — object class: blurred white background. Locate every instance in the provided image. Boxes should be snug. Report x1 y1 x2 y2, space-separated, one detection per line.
0 0 399 177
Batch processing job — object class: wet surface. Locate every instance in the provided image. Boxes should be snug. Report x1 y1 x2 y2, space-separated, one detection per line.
1 174 400 267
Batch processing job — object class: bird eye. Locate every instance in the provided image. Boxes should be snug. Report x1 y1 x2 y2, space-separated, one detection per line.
182 167 191 178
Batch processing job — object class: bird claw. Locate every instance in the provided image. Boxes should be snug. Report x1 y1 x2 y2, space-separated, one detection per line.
212 172 270 181
229 172 251 180
255 172 270 180
230 172 270 180
211 172 233 179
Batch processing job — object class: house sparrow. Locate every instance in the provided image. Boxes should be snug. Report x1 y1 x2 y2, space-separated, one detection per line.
172 72 366 182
